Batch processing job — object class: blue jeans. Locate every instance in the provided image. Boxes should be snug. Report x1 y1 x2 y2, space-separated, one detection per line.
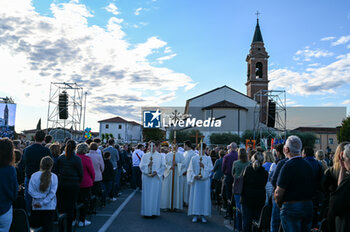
24 177 32 212
234 195 242 231
0 206 12 232
271 199 281 232
280 201 313 232
241 204 262 232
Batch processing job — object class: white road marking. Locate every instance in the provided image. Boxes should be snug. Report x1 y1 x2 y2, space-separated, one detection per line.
98 189 137 232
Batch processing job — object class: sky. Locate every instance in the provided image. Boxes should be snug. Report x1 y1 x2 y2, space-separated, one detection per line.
0 0 350 132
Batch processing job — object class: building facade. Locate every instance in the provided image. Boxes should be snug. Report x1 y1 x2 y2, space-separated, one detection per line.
98 116 142 143
293 127 340 153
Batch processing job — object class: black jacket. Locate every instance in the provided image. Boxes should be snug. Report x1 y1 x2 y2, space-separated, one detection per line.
328 175 350 232
23 143 51 178
57 153 83 186
103 159 114 182
241 165 268 208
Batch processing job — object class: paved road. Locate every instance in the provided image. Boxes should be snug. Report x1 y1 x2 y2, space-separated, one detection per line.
78 188 232 232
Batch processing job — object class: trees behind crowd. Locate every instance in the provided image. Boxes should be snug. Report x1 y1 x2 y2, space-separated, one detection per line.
338 116 350 142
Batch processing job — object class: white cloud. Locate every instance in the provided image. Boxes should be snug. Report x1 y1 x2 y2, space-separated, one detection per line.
308 63 320 67
321 36 335 41
286 98 297 106
269 53 350 96
0 0 195 130
164 46 172 53
157 54 177 64
342 99 350 105
135 8 142 16
337 54 346 59
332 35 350 46
294 48 333 61
105 3 120 15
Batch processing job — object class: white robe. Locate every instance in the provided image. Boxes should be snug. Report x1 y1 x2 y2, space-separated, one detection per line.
182 149 197 204
161 151 185 210
187 155 213 216
140 152 165 216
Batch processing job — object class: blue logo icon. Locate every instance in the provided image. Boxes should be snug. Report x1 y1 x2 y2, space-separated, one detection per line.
143 109 161 128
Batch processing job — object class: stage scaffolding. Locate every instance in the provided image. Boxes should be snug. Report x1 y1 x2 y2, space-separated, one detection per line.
253 89 287 142
46 82 84 139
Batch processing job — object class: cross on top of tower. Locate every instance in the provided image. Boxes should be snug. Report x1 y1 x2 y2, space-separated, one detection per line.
255 11 260 20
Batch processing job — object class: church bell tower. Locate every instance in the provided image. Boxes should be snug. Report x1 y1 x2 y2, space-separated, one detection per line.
4 104 8 126
245 18 269 101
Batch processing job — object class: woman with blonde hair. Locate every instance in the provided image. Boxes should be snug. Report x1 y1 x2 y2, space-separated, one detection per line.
262 151 275 205
232 148 250 231
316 150 328 171
327 144 350 232
263 151 275 172
323 142 350 193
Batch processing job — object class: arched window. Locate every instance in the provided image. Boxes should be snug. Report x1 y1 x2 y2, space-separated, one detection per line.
247 64 250 80
255 62 263 78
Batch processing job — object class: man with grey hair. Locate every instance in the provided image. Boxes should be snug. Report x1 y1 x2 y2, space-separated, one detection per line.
274 135 314 232
221 142 238 218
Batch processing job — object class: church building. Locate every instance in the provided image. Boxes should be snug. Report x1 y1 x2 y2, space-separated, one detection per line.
184 19 269 140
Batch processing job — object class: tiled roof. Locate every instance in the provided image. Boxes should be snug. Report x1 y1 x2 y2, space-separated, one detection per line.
202 100 248 111
98 116 141 126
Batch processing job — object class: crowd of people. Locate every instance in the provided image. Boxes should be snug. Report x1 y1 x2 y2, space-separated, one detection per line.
0 130 349 232
0 130 135 232
209 137 350 232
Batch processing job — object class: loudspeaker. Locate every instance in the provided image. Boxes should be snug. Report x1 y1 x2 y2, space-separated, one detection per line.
267 100 276 128
59 91 68 120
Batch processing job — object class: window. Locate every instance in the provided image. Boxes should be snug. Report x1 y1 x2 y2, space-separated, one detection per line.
255 62 263 78
247 64 250 80
105 124 109 129
119 125 122 129
118 134 121 139
315 139 320 144
329 138 334 145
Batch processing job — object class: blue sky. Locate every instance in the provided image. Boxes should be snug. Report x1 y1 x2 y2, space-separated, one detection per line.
0 0 349 131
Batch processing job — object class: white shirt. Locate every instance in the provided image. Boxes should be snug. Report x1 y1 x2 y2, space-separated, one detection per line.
28 171 58 210
132 149 145 167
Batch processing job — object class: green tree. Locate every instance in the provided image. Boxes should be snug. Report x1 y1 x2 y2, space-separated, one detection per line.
338 116 350 142
143 128 165 142
109 133 114 139
101 133 105 142
210 133 241 145
169 130 203 144
287 131 317 148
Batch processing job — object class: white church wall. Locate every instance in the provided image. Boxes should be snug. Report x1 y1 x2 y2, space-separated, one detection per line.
189 86 256 108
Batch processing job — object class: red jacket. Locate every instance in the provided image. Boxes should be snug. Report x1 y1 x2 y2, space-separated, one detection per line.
77 154 95 188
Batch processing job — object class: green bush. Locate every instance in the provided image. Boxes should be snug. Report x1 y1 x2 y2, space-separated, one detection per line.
169 130 203 145
210 133 241 145
143 128 165 142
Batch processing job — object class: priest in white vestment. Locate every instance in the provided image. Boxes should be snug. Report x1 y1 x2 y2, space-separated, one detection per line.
140 141 166 216
187 143 213 223
182 140 197 205
160 148 185 211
